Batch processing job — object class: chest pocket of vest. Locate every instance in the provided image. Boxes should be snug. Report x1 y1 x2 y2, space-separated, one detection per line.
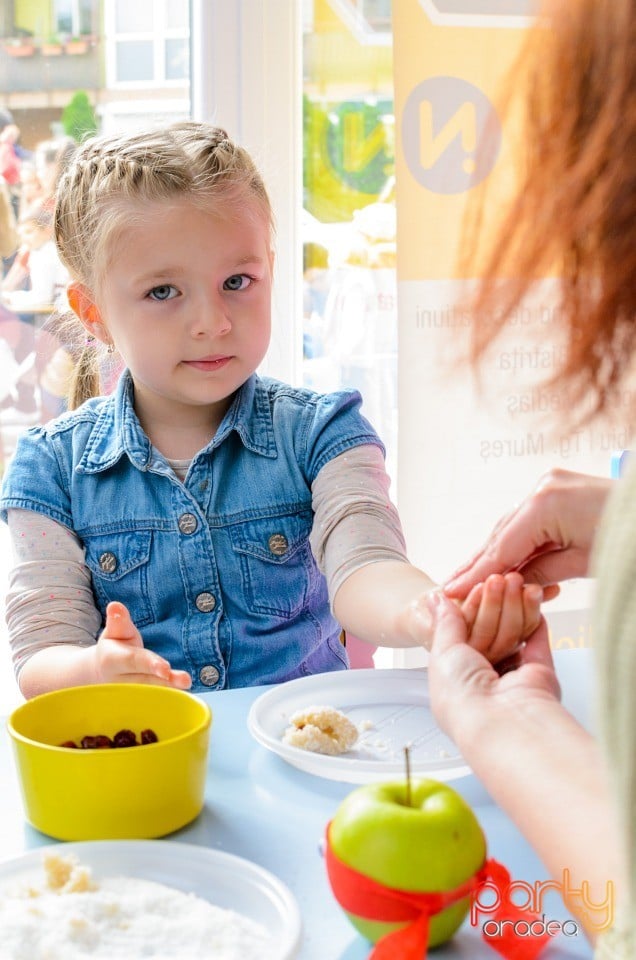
84 531 154 627
229 512 313 619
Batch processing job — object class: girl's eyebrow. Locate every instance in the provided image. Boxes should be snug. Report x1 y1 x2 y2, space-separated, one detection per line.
134 255 266 284
234 255 266 267
134 267 182 284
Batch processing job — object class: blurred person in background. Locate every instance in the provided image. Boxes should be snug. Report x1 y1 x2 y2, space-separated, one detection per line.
34 137 77 215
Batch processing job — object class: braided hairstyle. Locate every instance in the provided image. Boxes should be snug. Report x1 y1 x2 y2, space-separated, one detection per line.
54 122 273 408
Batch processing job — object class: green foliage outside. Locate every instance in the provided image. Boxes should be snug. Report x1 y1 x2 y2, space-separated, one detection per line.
303 94 394 223
61 91 98 143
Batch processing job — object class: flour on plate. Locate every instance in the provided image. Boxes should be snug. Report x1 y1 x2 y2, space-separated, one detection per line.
0 852 272 960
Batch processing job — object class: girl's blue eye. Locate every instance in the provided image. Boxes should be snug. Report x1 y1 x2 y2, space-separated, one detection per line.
224 274 251 291
148 284 178 301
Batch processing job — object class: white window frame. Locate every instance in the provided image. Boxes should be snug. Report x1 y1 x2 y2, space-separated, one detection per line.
104 0 190 90
190 0 303 386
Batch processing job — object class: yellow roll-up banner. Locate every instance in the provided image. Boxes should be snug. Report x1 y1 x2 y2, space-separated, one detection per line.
393 0 627 652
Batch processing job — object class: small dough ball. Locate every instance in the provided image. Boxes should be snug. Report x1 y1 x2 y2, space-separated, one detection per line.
283 705 358 756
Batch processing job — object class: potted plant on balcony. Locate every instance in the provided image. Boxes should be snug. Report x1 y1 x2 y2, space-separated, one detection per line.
3 37 36 57
64 35 90 55
41 34 64 56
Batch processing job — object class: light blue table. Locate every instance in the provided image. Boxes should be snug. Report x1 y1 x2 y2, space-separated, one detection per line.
0 649 596 958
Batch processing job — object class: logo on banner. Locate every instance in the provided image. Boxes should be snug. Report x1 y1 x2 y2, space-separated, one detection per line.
325 100 393 195
401 76 501 194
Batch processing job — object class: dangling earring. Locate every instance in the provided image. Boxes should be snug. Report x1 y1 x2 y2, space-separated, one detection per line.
106 342 115 355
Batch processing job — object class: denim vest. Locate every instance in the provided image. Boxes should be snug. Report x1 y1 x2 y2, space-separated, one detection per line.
1 372 383 691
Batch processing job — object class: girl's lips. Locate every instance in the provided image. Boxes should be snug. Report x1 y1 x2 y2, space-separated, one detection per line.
184 356 232 371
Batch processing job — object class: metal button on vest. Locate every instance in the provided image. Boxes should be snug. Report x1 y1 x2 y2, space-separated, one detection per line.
178 512 198 535
199 665 220 686
268 533 288 556
98 551 118 574
195 592 216 613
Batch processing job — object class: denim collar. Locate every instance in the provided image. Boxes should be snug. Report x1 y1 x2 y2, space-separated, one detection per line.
76 371 278 475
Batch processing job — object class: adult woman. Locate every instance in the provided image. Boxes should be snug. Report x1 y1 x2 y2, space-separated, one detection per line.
426 0 636 953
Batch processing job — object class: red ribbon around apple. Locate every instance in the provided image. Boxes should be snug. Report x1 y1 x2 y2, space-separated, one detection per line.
326 822 552 960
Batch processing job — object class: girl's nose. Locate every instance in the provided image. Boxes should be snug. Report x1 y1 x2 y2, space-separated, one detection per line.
191 296 231 337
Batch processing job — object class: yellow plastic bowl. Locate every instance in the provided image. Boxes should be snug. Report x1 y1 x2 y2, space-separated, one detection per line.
7 684 212 841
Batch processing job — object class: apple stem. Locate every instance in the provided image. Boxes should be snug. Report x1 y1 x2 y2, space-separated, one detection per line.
404 745 412 806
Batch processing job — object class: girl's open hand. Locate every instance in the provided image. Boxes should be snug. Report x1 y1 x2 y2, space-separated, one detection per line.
458 571 543 663
94 601 192 689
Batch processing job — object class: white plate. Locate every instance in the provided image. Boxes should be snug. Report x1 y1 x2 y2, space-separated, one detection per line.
0 840 301 959
247 668 470 783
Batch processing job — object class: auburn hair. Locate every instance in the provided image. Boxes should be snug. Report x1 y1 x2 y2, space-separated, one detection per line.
462 0 636 423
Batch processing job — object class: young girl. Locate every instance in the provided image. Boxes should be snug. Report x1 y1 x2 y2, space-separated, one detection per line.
0 122 541 698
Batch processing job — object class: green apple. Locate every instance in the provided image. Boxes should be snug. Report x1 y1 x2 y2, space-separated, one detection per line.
328 779 486 948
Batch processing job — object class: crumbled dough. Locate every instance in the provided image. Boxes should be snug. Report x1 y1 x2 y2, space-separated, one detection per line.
43 852 97 894
283 705 358 756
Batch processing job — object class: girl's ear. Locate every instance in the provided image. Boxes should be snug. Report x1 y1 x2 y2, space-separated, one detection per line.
67 283 106 343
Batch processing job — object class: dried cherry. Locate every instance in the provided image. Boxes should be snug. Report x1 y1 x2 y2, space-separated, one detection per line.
112 729 138 748
59 727 158 749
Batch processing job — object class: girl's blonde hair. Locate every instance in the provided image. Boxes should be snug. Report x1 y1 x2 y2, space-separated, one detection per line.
54 121 273 408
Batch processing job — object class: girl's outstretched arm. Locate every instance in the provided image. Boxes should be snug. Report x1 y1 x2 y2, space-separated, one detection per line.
314 447 540 662
333 562 542 662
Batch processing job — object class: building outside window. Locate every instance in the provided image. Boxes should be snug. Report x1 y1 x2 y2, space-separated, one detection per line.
302 0 397 480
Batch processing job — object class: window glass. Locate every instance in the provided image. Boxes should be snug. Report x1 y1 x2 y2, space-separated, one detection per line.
54 0 97 36
302 0 396 480
165 38 190 82
54 0 74 35
361 0 392 29
116 40 154 82
115 0 154 33
79 0 95 35
166 0 190 30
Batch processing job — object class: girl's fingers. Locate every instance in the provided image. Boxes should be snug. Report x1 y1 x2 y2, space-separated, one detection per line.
102 601 142 646
465 574 505 654
543 584 561 601
460 583 483 632
97 636 188 686
486 573 524 661
521 583 544 637
170 669 193 690
129 647 187 682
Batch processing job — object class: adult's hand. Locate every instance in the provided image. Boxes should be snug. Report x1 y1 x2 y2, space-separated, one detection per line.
427 591 560 752
94 601 192 689
444 469 612 601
